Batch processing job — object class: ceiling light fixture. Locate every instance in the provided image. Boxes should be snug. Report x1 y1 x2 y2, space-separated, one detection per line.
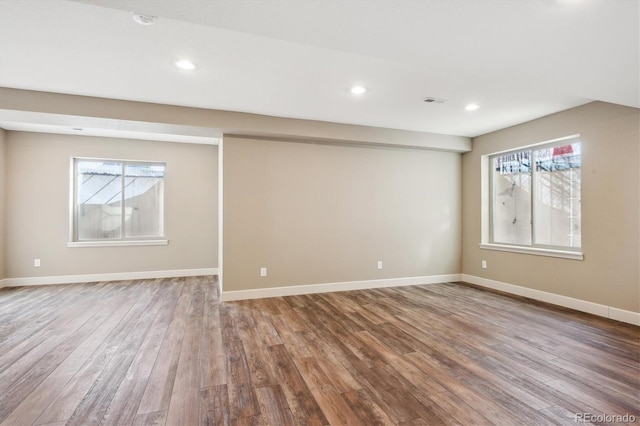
132 13 155 26
350 86 367 95
465 103 480 111
174 60 197 71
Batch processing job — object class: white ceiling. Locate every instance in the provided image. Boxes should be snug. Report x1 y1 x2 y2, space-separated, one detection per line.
0 0 638 139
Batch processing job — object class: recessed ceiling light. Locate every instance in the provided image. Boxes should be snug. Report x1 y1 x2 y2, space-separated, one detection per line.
175 60 197 71
350 86 367 95
132 13 155 26
465 103 480 111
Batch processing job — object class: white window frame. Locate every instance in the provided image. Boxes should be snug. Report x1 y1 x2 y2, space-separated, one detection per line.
68 157 169 248
480 135 583 260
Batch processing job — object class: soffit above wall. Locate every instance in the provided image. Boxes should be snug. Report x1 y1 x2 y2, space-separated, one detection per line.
0 88 472 152
0 110 221 145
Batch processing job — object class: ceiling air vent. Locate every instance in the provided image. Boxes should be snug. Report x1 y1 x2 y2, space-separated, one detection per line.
423 97 446 104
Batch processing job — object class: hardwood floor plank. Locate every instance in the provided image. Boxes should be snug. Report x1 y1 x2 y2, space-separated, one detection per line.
199 279 226 389
220 303 242 344
391 360 449 397
0 284 75 338
1 278 637 425
135 278 193 417
31 282 156 425
426 390 495 426
268 344 329 426
545 378 640 418
1 283 142 426
458 373 564 425
473 349 559 384
350 368 429 424
132 410 167 426
64 280 166 425
269 314 312 360
0 282 116 377
101 279 182 425
293 356 364 426
232 306 280 388
545 356 640 399
279 308 310 333
165 278 206 426
199 385 230 426
254 385 295 426
538 405 588 426
248 301 284 347
460 356 555 411
224 338 260 420
432 374 528 425
0 282 134 424
295 331 362 394
341 388 396 426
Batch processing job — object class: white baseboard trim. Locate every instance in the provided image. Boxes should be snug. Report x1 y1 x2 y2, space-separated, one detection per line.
221 274 461 301
461 274 639 326
2 268 219 287
608 308 640 326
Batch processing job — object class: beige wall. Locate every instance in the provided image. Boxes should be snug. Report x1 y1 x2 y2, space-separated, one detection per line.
5 132 218 278
0 88 469 284
223 136 461 292
462 102 640 312
5 89 636 315
0 129 5 279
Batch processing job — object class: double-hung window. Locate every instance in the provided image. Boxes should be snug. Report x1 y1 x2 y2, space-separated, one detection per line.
69 158 167 246
482 135 582 259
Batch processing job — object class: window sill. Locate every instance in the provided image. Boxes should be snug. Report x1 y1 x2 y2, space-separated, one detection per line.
479 243 583 260
67 240 169 248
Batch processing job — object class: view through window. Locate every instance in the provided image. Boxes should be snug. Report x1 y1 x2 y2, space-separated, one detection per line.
490 137 581 250
73 159 166 241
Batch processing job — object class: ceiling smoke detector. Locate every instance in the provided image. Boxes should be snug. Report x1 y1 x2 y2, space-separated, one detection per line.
132 13 155 26
423 97 446 104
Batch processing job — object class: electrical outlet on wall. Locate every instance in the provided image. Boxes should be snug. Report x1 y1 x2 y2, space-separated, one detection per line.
482 260 487 269
260 267 267 277
377 261 383 270
34 259 41 267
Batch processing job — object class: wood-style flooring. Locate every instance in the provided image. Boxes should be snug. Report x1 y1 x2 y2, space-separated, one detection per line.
0 276 638 425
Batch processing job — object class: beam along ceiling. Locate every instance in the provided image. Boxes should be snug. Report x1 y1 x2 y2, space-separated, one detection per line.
0 0 638 138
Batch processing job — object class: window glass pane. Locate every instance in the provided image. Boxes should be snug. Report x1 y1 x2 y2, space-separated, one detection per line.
123 163 165 238
533 142 581 248
492 151 532 245
76 160 123 240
